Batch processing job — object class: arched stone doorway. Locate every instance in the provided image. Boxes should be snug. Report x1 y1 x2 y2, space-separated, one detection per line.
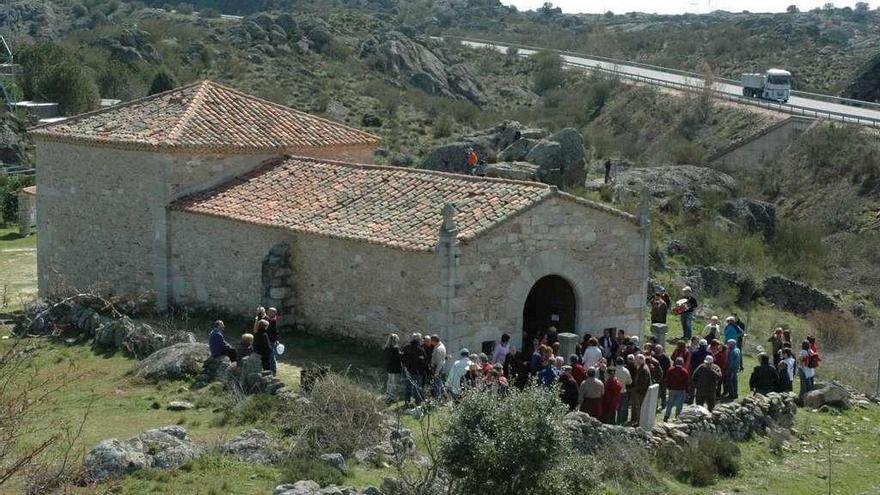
522 275 576 351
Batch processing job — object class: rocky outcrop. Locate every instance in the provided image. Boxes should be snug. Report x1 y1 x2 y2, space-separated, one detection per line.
92 28 161 65
0 114 31 166
363 32 483 103
525 128 588 187
585 165 737 203
843 51 880 102
567 392 797 454
678 265 757 304
82 426 203 483
128 343 210 382
193 354 286 395
420 123 585 187
761 276 839 314
720 198 777 240
221 429 281 464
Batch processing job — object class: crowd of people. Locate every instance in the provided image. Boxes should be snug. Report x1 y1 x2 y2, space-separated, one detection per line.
383 286 824 425
207 306 283 376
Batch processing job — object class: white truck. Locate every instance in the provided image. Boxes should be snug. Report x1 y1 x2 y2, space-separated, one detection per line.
741 69 792 102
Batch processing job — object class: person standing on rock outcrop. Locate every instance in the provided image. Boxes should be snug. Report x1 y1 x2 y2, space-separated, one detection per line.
466 147 478 175
693 355 722 412
650 291 669 325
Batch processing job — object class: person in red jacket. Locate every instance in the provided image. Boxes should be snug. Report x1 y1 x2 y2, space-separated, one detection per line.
663 357 690 422
569 354 587 385
602 367 623 424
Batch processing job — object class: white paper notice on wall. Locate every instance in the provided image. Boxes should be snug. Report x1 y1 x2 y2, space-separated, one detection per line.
551 314 560 322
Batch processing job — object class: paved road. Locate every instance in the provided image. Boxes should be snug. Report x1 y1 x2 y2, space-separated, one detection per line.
462 40 880 127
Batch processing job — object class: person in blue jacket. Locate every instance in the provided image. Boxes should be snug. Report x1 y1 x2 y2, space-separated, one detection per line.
725 339 742 399
208 320 237 363
723 316 744 347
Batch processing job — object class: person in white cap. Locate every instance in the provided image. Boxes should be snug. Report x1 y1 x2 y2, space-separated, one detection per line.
692 355 722 411
678 286 698 340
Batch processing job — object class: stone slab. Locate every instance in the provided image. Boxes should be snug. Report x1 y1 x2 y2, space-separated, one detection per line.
640 383 659 431
557 332 580 360
651 323 669 347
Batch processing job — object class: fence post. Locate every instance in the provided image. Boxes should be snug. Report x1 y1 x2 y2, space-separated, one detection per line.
876 358 880 398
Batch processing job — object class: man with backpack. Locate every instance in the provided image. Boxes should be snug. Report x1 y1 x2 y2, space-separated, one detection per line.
799 339 820 399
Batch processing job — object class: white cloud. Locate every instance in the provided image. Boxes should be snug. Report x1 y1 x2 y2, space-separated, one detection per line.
504 0 876 14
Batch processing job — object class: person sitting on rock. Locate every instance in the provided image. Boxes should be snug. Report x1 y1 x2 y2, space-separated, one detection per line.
209 321 237 363
237 333 254 360
749 353 778 395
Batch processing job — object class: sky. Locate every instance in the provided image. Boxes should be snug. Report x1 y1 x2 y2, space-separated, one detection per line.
505 0 877 14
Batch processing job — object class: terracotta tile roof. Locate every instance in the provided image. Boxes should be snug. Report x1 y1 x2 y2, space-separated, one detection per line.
172 157 562 251
28 81 380 153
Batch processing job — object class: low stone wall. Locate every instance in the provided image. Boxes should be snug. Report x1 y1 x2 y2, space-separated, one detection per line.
567 392 798 454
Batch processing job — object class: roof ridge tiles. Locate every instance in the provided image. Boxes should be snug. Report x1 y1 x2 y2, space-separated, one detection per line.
165 80 210 142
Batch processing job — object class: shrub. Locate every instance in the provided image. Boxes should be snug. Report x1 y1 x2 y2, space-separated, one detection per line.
215 394 283 427
771 220 827 282
198 7 220 18
657 433 740 487
149 69 176 95
807 311 862 352
278 373 384 457
439 385 584 495
278 458 344 487
685 222 770 275
530 50 565 95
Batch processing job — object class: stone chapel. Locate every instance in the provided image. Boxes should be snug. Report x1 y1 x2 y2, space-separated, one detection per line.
29 80 649 353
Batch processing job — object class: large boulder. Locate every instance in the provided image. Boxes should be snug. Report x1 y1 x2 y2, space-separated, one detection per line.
483 161 540 181
94 317 136 350
129 343 210 382
221 429 281 464
420 142 480 174
121 322 166 359
761 276 839 314
720 198 777 240
274 481 321 495
83 426 202 483
803 381 851 409
499 137 539 162
585 165 737 202
521 128 587 187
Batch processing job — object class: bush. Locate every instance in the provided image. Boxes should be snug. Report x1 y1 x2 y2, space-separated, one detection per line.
278 458 344 487
149 69 176 95
657 433 740 487
530 50 565 95
214 394 283 427
439 385 587 495
771 220 827 282
198 7 220 18
279 373 384 457
808 311 861 352
685 222 770 275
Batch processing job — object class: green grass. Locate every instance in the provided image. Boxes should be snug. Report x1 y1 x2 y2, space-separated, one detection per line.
0 226 37 312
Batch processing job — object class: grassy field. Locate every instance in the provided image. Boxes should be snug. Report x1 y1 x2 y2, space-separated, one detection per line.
0 226 37 313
